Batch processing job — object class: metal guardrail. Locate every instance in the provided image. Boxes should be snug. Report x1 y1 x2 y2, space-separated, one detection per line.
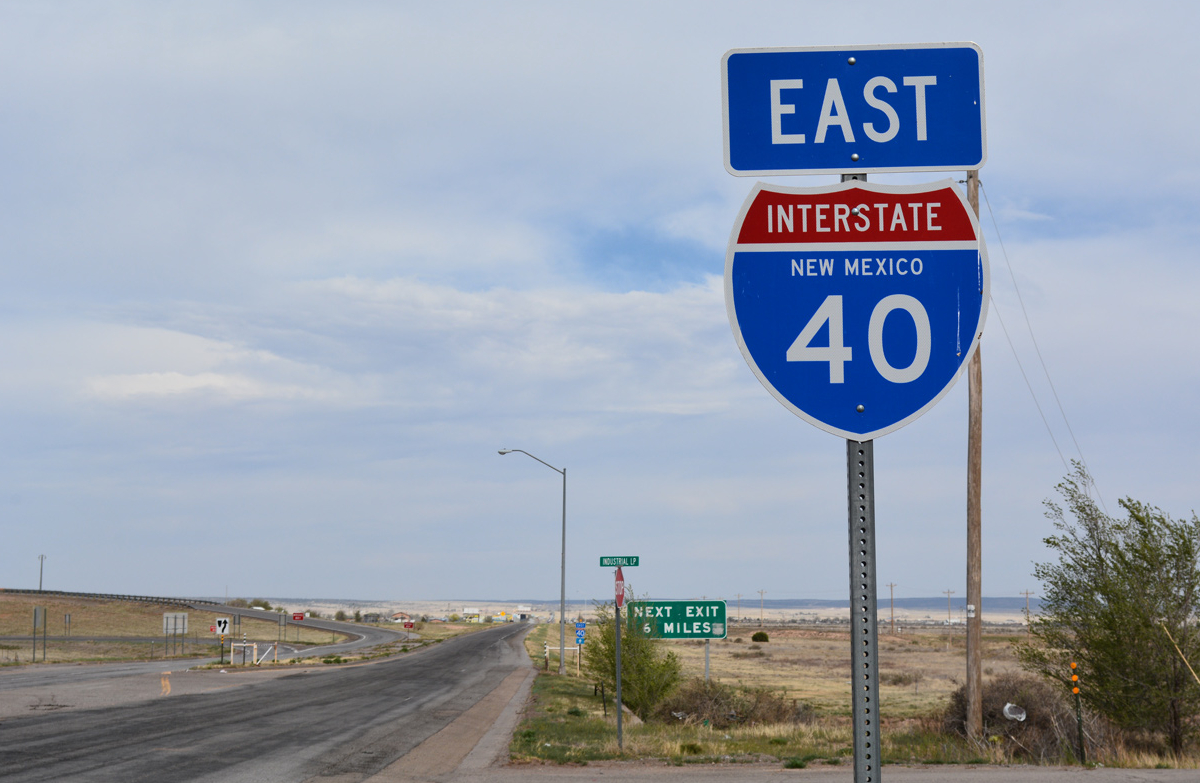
0 588 221 609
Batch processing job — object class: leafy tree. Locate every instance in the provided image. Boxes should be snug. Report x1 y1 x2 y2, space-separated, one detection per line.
1016 463 1200 754
249 598 273 610
353 610 362 622
582 600 682 719
335 610 348 621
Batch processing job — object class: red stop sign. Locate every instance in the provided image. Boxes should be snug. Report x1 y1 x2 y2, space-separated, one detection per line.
615 566 625 608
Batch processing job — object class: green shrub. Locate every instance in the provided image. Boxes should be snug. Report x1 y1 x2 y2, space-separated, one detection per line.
751 631 769 643
582 600 682 719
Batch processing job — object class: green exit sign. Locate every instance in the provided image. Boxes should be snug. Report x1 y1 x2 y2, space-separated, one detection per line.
627 600 727 639
599 556 639 567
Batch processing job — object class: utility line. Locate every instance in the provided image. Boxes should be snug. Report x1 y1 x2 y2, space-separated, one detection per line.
987 294 1069 473
978 182 1108 514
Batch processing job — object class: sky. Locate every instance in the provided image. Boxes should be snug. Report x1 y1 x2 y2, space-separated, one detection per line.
3 2 1199 607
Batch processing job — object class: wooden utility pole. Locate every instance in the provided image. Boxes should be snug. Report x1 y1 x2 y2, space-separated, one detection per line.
887 582 897 634
943 589 955 623
965 170 984 740
758 590 766 626
1020 590 1035 624
735 593 743 623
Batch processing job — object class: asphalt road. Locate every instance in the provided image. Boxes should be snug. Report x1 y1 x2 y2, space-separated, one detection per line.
0 621 532 782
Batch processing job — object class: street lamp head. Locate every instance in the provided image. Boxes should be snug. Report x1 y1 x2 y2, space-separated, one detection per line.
498 449 512 455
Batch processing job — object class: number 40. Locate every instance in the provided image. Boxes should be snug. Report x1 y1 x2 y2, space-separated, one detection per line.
786 294 931 383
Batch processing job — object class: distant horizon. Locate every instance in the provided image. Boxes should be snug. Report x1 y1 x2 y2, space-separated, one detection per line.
206 594 1041 611
2 586 1040 608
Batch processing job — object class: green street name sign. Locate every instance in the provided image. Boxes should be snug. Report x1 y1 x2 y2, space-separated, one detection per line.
627 600 727 639
599 556 639 567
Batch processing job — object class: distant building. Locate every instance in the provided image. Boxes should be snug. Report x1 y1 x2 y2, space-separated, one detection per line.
390 612 414 622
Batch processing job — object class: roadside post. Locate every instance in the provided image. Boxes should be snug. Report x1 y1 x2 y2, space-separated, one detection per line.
722 43 987 783
614 566 625 750
163 612 188 657
602 556 637 751
216 617 230 664
1070 662 1085 763
575 622 586 676
32 607 46 662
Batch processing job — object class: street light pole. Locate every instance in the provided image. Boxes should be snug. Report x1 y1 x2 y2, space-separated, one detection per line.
500 448 567 675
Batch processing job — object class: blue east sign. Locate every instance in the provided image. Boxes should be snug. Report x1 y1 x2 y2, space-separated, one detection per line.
723 43 985 175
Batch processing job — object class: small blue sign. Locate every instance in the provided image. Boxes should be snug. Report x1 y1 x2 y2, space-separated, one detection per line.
723 43 985 175
575 622 586 630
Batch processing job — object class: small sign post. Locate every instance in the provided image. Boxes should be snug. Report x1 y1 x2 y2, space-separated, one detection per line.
575 620 586 676
614 567 624 750
215 617 230 664
162 612 188 657
32 607 46 662
629 600 727 682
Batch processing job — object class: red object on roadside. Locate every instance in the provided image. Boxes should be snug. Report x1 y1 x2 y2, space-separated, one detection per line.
615 567 625 608
292 613 305 621
403 622 415 629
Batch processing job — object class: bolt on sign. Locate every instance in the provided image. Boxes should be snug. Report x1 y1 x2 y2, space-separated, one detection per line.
627 600 727 640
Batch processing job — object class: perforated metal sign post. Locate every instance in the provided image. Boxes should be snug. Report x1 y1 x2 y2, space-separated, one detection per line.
848 439 880 781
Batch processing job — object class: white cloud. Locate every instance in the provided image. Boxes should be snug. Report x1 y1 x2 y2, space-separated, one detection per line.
84 371 322 402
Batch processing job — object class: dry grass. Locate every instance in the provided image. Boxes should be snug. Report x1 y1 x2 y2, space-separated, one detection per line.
0 593 345 664
671 626 1022 718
